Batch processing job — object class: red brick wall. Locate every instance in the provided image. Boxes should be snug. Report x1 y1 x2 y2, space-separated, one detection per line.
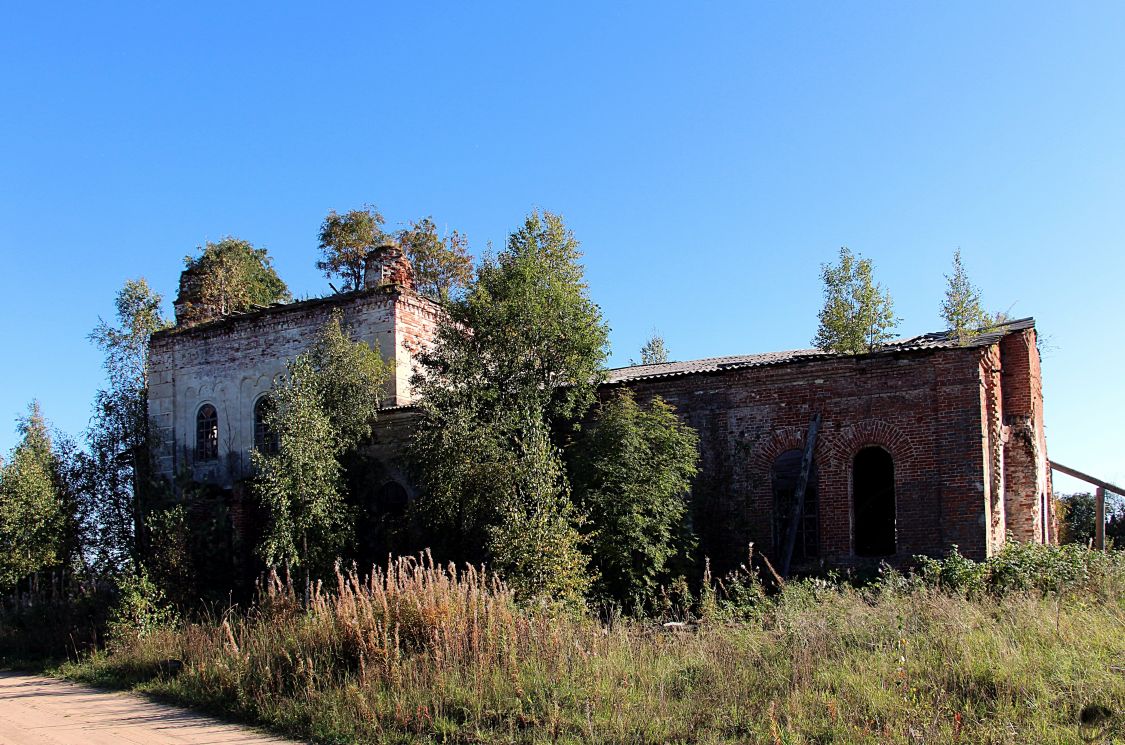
615 345 1002 569
1000 329 1051 543
979 344 1006 553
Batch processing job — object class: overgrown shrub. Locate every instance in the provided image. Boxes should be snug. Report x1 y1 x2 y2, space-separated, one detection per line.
0 577 113 664
569 390 700 612
916 539 1125 598
701 559 768 622
106 567 177 645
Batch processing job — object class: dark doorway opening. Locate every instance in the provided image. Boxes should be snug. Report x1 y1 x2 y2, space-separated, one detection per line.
376 481 409 519
357 481 412 565
853 446 896 556
772 449 819 560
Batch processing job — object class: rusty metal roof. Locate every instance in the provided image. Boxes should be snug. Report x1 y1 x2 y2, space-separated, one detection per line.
605 317 1036 384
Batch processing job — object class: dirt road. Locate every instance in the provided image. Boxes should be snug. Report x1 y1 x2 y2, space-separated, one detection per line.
0 672 300 744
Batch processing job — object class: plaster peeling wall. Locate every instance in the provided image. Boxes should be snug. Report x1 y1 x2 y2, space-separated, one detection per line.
148 287 440 488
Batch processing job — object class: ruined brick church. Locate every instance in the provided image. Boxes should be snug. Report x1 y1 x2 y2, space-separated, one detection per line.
148 245 1053 571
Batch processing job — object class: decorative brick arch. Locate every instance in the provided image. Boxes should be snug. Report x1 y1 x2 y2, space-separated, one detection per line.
829 419 916 466
745 426 831 558
751 427 830 475
751 425 832 560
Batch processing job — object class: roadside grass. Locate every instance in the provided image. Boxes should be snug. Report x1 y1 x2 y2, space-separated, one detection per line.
52 547 1125 744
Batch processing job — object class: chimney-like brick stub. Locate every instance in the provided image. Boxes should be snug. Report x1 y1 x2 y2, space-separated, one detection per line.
364 244 415 291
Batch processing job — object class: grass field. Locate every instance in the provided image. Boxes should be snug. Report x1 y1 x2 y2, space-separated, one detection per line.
49 546 1125 744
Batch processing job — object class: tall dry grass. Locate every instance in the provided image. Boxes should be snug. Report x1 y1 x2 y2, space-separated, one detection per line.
63 550 1125 744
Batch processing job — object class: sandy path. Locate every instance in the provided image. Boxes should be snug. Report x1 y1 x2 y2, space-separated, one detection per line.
0 672 301 744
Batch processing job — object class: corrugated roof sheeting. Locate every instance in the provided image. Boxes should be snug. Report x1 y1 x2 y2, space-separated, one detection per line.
605 318 1035 384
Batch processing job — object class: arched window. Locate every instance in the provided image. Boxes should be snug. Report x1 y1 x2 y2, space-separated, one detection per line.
376 481 409 518
772 449 819 559
196 404 219 461
253 397 279 454
853 446 896 556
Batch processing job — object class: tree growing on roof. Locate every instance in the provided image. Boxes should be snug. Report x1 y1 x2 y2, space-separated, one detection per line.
317 205 387 292
175 238 290 326
397 217 473 302
940 248 1011 344
940 248 984 343
632 332 669 366
812 246 899 355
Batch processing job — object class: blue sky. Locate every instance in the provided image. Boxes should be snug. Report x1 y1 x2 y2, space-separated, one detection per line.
1 2 1122 494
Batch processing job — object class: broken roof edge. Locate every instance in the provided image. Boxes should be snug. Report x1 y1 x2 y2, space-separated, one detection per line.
152 282 443 341
375 319 1037 408
604 317 1036 385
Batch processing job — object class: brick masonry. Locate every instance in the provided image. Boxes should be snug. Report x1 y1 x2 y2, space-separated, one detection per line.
613 332 1051 569
148 250 442 489
149 255 1052 570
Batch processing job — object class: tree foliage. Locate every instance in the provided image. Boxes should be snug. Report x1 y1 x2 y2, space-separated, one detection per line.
317 206 386 292
569 390 699 607
0 403 66 589
406 409 516 563
940 248 986 343
409 210 609 602
417 210 608 426
175 238 290 326
486 421 590 608
85 279 170 572
253 312 392 571
397 217 473 302
254 357 346 571
305 312 392 449
633 332 669 365
1057 491 1125 548
813 247 899 355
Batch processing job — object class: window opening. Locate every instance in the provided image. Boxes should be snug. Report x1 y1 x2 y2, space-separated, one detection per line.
196 404 219 461
253 397 279 454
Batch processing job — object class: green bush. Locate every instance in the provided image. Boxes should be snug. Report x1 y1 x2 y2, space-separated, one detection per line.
916 540 1125 598
106 567 177 645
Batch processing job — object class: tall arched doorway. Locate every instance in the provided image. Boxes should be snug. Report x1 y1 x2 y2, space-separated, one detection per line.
853 446 896 556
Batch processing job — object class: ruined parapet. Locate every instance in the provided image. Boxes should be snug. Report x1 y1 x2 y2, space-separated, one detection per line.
363 244 415 291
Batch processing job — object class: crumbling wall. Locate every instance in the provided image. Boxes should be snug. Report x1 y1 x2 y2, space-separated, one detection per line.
999 329 1052 543
979 343 1006 554
392 293 444 406
148 287 440 488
